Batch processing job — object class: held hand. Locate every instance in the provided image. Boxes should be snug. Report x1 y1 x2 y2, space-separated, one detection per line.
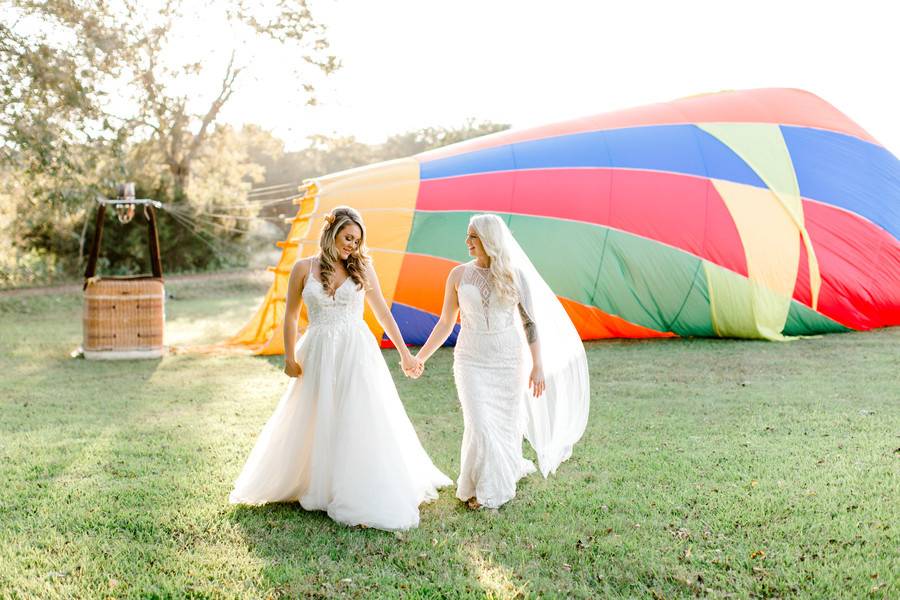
284 359 302 378
400 353 423 379
399 352 413 377
411 356 425 379
529 364 545 398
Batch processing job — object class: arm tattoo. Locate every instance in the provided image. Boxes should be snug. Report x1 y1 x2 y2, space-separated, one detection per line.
517 303 538 344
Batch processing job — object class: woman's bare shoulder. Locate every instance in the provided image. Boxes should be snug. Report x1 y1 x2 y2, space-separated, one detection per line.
448 263 468 284
291 256 314 278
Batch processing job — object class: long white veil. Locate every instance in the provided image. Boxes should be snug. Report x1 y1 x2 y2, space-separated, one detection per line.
495 218 591 477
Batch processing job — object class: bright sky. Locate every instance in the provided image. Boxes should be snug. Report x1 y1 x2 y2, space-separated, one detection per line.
211 0 900 154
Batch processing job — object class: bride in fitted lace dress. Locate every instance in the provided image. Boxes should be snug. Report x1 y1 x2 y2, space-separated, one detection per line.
415 214 590 510
229 206 450 531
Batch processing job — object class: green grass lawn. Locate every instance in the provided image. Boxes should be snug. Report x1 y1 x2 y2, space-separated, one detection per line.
1 275 898 598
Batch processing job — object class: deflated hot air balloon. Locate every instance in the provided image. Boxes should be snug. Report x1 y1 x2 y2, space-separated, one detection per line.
228 88 900 354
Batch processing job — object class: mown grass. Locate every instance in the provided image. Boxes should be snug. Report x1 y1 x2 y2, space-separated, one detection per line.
1 275 897 598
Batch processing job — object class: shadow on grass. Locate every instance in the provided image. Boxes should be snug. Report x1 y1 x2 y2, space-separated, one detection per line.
223 347 535 597
226 496 532 598
0 282 529 596
0 355 209 595
4 281 897 598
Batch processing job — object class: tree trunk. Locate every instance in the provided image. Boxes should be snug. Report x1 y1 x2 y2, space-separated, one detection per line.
167 158 191 201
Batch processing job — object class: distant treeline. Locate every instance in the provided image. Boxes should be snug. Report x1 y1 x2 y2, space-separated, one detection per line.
0 122 508 287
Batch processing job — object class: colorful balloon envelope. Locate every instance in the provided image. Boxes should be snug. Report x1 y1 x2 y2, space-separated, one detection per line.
229 88 900 354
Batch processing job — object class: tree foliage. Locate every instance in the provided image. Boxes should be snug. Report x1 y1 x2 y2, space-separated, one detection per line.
0 2 510 287
127 1 338 199
0 0 336 284
1 1 122 179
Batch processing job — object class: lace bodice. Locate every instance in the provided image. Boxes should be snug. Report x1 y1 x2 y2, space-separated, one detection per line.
457 263 519 332
302 272 365 328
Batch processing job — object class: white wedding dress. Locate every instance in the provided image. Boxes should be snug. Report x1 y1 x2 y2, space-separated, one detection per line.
453 263 538 508
229 266 451 531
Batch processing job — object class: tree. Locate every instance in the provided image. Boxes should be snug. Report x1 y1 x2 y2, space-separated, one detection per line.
124 0 339 200
0 1 123 179
0 1 337 284
118 123 282 274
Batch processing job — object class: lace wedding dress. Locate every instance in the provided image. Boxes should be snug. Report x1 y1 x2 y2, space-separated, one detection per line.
453 263 538 508
229 266 451 531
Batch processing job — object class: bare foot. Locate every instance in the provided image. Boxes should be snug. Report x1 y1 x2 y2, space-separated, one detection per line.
465 498 481 510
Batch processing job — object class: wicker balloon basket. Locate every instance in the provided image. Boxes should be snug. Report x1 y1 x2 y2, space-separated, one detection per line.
81 192 166 360
83 277 165 359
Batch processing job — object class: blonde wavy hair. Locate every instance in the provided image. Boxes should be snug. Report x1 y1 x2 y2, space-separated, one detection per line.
469 214 518 303
318 206 370 292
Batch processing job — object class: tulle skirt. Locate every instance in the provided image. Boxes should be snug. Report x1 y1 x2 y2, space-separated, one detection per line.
229 319 451 531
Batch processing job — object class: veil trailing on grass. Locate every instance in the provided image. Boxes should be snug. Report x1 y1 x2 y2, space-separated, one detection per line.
499 219 591 477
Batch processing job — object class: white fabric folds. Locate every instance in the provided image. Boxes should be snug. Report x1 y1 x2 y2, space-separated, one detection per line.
504 221 591 477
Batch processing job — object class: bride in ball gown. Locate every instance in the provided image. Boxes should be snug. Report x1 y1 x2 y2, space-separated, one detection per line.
229 206 451 531
415 214 590 510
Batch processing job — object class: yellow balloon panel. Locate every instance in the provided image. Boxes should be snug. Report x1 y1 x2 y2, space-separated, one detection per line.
225 159 419 355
